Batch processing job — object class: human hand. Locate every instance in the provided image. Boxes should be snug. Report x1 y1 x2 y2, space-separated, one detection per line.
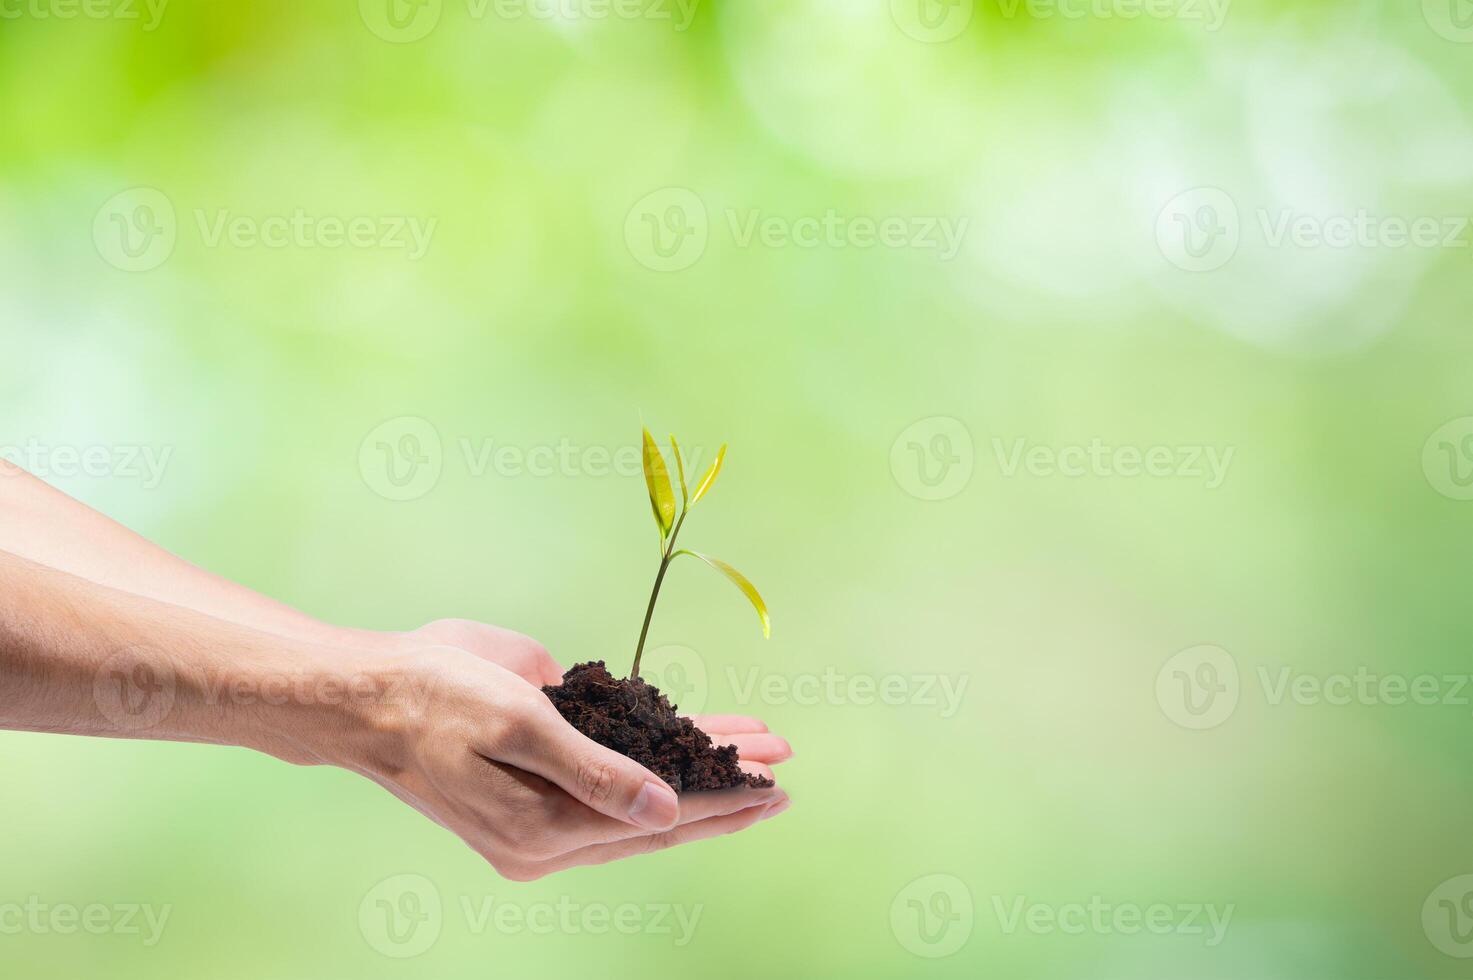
336 645 789 881
380 618 564 686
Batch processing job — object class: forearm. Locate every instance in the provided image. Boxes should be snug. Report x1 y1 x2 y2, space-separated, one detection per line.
0 550 790 879
0 549 388 766
0 462 381 649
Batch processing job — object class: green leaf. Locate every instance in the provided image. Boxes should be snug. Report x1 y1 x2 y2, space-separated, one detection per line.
669 434 688 505
690 444 726 506
642 428 676 538
676 549 770 639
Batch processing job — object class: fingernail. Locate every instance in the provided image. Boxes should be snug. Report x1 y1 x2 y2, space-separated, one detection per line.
760 797 791 821
629 780 679 830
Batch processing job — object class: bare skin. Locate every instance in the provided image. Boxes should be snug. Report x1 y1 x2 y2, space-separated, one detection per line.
0 466 792 880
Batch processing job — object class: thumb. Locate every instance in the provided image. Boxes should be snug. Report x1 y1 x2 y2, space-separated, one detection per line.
500 701 681 831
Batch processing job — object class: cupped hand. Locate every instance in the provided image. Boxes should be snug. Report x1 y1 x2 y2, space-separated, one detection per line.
383 618 565 686
349 645 788 881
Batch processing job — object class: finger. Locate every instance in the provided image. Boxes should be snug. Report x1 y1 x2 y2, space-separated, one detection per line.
718 733 792 764
526 793 791 876
470 758 785 860
739 760 775 782
533 650 565 687
492 700 684 831
505 634 563 687
550 780 785 850
690 714 769 734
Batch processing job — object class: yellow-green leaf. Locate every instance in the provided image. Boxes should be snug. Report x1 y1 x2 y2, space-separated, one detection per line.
677 549 770 639
642 428 675 537
669 434 688 505
690 444 726 506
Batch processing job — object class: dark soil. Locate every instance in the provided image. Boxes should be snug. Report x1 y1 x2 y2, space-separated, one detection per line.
542 661 773 793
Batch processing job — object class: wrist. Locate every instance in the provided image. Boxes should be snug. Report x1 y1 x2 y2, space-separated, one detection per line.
307 621 413 658
286 650 421 773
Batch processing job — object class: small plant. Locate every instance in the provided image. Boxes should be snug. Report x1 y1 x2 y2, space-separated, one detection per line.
630 428 769 680
539 427 774 792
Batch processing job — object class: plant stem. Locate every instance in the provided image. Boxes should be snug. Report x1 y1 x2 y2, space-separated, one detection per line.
631 510 686 679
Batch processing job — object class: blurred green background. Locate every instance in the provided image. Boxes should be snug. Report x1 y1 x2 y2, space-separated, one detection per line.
5 0 1473 976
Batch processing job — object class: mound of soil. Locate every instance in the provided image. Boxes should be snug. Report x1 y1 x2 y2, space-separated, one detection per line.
542 661 773 792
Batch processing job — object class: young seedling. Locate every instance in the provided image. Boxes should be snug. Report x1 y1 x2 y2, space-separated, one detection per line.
630 429 769 680
540 428 775 792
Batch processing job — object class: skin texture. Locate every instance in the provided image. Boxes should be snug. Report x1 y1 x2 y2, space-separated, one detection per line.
0 466 793 880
